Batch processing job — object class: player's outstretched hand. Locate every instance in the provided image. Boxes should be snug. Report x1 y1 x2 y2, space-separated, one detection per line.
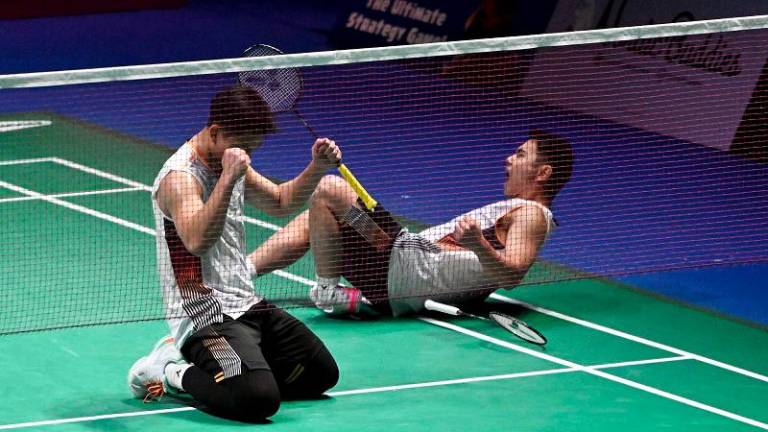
312 138 342 170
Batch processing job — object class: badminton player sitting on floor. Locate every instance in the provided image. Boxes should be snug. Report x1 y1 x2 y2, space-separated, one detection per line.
250 130 573 317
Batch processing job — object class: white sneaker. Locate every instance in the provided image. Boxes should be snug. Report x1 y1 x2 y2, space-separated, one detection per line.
127 336 185 402
310 284 368 316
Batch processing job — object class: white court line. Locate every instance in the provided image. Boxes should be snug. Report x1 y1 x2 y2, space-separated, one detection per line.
0 120 52 133
0 175 312 293
241 215 282 232
3 158 767 428
421 317 768 430
49 157 284 233
49 157 152 191
0 157 55 166
272 269 315 286
0 356 688 430
0 180 155 236
0 187 144 204
329 355 689 397
489 293 768 384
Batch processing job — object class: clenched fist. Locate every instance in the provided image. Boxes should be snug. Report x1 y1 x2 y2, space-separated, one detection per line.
453 216 484 251
311 138 342 170
221 147 251 182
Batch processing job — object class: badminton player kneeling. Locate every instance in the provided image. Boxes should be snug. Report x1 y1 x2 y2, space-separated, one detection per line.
127 85 342 422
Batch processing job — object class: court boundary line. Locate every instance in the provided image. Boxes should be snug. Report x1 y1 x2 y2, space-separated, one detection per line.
420 317 768 430
0 157 766 429
0 356 689 430
488 293 768 383
0 179 155 235
0 186 143 204
0 157 55 166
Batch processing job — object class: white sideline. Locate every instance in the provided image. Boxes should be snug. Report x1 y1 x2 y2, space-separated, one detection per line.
0 179 155 236
0 356 689 430
0 157 55 166
0 186 143 204
488 293 768 384
420 318 768 430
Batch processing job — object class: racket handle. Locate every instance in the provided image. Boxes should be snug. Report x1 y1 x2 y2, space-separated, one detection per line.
424 299 461 316
338 163 378 211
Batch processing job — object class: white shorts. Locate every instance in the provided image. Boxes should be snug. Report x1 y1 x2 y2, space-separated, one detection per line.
386 231 497 316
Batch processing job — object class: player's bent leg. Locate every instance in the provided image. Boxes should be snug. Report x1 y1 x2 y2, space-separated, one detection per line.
279 344 339 400
247 210 310 278
311 175 359 217
181 367 281 422
309 175 363 301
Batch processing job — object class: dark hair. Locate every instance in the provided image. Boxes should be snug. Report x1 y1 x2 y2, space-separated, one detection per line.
529 129 574 199
207 85 277 138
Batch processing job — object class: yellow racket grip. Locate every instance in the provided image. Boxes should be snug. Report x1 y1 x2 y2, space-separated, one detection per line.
338 163 377 211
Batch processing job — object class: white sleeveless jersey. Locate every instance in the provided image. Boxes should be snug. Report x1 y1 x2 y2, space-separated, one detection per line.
387 198 554 316
152 143 261 345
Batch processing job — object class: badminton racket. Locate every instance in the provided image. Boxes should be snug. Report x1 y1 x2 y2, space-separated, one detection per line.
424 299 547 346
238 44 378 210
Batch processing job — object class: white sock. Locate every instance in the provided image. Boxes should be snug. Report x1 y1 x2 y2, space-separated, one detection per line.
246 259 258 277
316 276 340 290
165 363 192 391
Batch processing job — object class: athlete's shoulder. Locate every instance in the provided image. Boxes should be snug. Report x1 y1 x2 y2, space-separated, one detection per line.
496 200 550 233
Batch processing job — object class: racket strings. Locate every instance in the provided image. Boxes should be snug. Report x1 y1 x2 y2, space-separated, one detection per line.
239 45 304 113
489 312 547 345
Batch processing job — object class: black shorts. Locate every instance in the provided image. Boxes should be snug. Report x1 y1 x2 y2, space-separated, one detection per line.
181 301 327 385
339 199 403 314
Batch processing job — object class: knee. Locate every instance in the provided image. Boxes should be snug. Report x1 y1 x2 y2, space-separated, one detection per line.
306 351 340 396
319 359 340 393
311 175 348 205
227 370 280 421
238 386 281 420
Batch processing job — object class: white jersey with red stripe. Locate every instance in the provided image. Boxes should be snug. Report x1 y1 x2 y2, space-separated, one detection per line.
387 199 554 316
151 142 262 346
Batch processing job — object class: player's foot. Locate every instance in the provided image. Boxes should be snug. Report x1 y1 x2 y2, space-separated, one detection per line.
127 336 185 402
310 284 368 316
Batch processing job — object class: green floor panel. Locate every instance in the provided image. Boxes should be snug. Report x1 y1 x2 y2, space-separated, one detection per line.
25 369 765 432
0 316 558 426
0 161 128 195
0 200 161 334
607 359 768 423
0 113 169 187
434 310 670 367
63 190 155 229
0 186 23 198
505 282 768 377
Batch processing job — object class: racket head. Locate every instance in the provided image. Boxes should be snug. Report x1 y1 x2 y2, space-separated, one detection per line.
239 44 303 113
489 312 547 346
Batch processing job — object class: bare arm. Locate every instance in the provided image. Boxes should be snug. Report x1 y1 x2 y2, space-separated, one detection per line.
158 149 250 255
454 206 548 288
244 138 341 217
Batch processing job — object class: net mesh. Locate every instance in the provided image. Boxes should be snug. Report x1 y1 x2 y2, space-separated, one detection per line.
0 16 767 335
